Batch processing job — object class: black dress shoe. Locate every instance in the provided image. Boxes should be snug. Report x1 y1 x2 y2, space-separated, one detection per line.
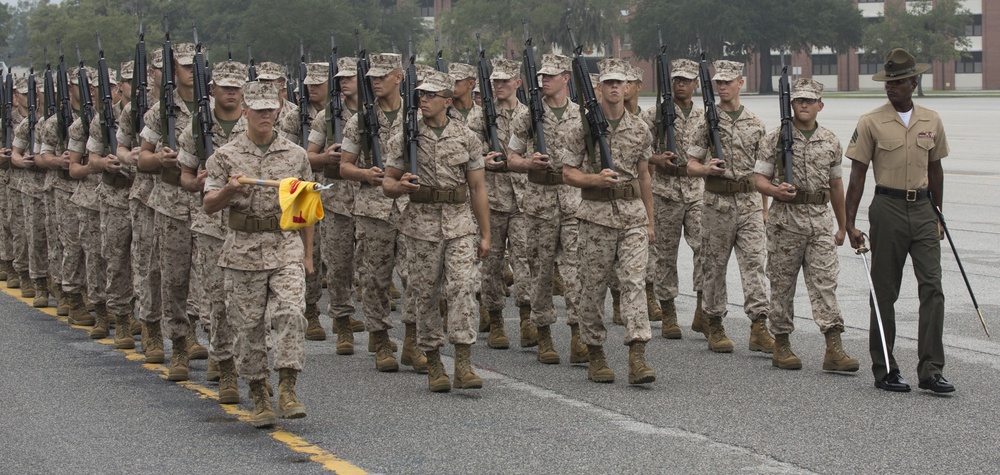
918 374 955 393
874 371 911 392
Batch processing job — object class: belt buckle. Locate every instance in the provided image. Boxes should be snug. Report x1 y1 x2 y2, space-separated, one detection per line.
905 189 917 202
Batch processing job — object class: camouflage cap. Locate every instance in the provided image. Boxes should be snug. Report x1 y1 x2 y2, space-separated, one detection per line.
537 54 571 76
597 58 629 82
490 58 521 81
670 59 699 80
712 60 744 82
243 81 281 110
416 70 454 93
448 62 476 81
791 78 824 100
14 76 28 94
256 62 284 81
109 69 118 86
415 64 434 83
627 65 644 82
366 53 402 77
589 73 600 86
120 61 135 81
68 66 99 86
150 49 164 69
212 61 248 88
173 43 196 66
304 62 328 85
334 57 357 78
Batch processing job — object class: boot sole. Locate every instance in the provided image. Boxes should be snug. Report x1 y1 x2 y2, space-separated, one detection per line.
520 338 538 348
376 362 400 372
167 370 190 381
661 328 682 339
588 375 615 383
278 406 307 419
537 353 561 364
69 317 96 326
57 307 70 316
189 348 209 360
488 338 510 349
454 379 483 389
218 392 239 405
749 343 774 354
629 373 656 384
336 345 355 355
251 415 276 428
89 330 108 339
709 341 735 353
115 339 136 350
144 355 165 364
823 363 860 372
772 360 802 370
570 354 589 364
429 379 451 392
305 332 328 341
33 301 50 308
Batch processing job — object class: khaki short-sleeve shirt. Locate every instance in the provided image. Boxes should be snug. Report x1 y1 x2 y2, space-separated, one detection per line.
845 102 948 190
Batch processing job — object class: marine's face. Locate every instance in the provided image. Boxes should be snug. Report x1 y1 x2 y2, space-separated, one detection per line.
671 77 695 101
792 97 823 123
884 78 916 105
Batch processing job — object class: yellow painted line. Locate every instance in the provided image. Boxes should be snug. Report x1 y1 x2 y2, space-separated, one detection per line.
1 283 366 474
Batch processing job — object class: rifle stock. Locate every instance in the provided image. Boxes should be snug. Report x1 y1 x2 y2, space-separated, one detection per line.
698 52 724 168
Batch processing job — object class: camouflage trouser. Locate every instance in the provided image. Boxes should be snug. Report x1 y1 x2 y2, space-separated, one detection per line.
321 212 356 320
10 190 28 273
100 202 132 315
765 223 843 335
187 235 202 324
355 214 401 332
306 223 322 308
482 209 516 311
57 191 85 294
78 207 107 305
525 213 582 327
577 221 652 346
405 234 478 351
508 211 530 307
225 264 306 382
22 193 48 279
153 212 192 340
0 181 11 260
45 193 63 287
194 234 232 362
700 197 768 321
131 200 160 325
652 194 704 301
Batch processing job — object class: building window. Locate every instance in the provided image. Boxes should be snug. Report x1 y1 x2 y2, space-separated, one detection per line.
418 0 434 17
956 52 982 74
812 54 837 75
966 14 982 37
858 54 882 75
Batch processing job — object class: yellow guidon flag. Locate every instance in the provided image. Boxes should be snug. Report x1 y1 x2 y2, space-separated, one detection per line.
236 177 328 230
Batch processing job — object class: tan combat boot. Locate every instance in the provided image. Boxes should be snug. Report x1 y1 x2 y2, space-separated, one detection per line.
568 323 589 364
0 260 9 281
691 291 707 336
390 282 402 300
660 299 681 339
478 302 490 332
277 368 307 419
706 316 735 353
586 345 615 383
366 331 397 353
89 304 110 339
187 316 208 360
5 265 20 288
217 358 239 405
372 330 399 372
453 343 483 390
823 329 860 372
130 316 142 336
628 341 656 385
32 277 49 308
114 314 135 349
334 317 354 355
304 303 327 341
349 316 365 333
535 325 560 364
248 379 276 428
518 304 537 348
749 318 775 354
772 334 802 369
66 292 95 326
487 310 510 349
206 359 221 382
646 283 661 322
142 321 166 364
400 323 428 373
51 282 69 316
19 272 35 299
168 336 190 381
611 290 623 325
425 349 451 393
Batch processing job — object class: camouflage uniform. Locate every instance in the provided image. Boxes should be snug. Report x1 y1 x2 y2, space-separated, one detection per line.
756 123 845 335
385 107 485 351
12 117 49 280
0 108 22 266
8 105 29 278
506 84 583 329
205 129 312 382
38 116 67 292
69 115 108 307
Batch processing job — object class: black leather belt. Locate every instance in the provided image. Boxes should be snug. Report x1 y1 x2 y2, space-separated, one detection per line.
875 185 928 202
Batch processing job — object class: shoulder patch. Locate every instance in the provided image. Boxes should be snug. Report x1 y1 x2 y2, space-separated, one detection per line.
850 128 858 144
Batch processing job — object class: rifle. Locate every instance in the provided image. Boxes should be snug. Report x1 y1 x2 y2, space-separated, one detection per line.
521 21 546 156
653 25 677 159
511 49 527 105
476 33 502 161
568 27 614 173
403 37 418 184
76 45 96 140
297 40 311 149
43 48 57 120
95 34 119 154
2 57 11 150
132 15 148 144
192 26 214 163
56 42 72 149
247 44 257 81
698 51 724 168
777 66 794 186
161 15 177 150
434 36 446 73
27 60 38 158
286 64 297 106
326 33 342 145
354 30 382 169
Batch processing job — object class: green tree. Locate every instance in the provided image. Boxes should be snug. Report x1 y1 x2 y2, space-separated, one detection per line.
629 0 864 93
0 4 12 50
861 0 971 96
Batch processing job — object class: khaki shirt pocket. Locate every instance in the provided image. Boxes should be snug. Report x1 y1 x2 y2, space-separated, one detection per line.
876 139 905 170
916 137 935 152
